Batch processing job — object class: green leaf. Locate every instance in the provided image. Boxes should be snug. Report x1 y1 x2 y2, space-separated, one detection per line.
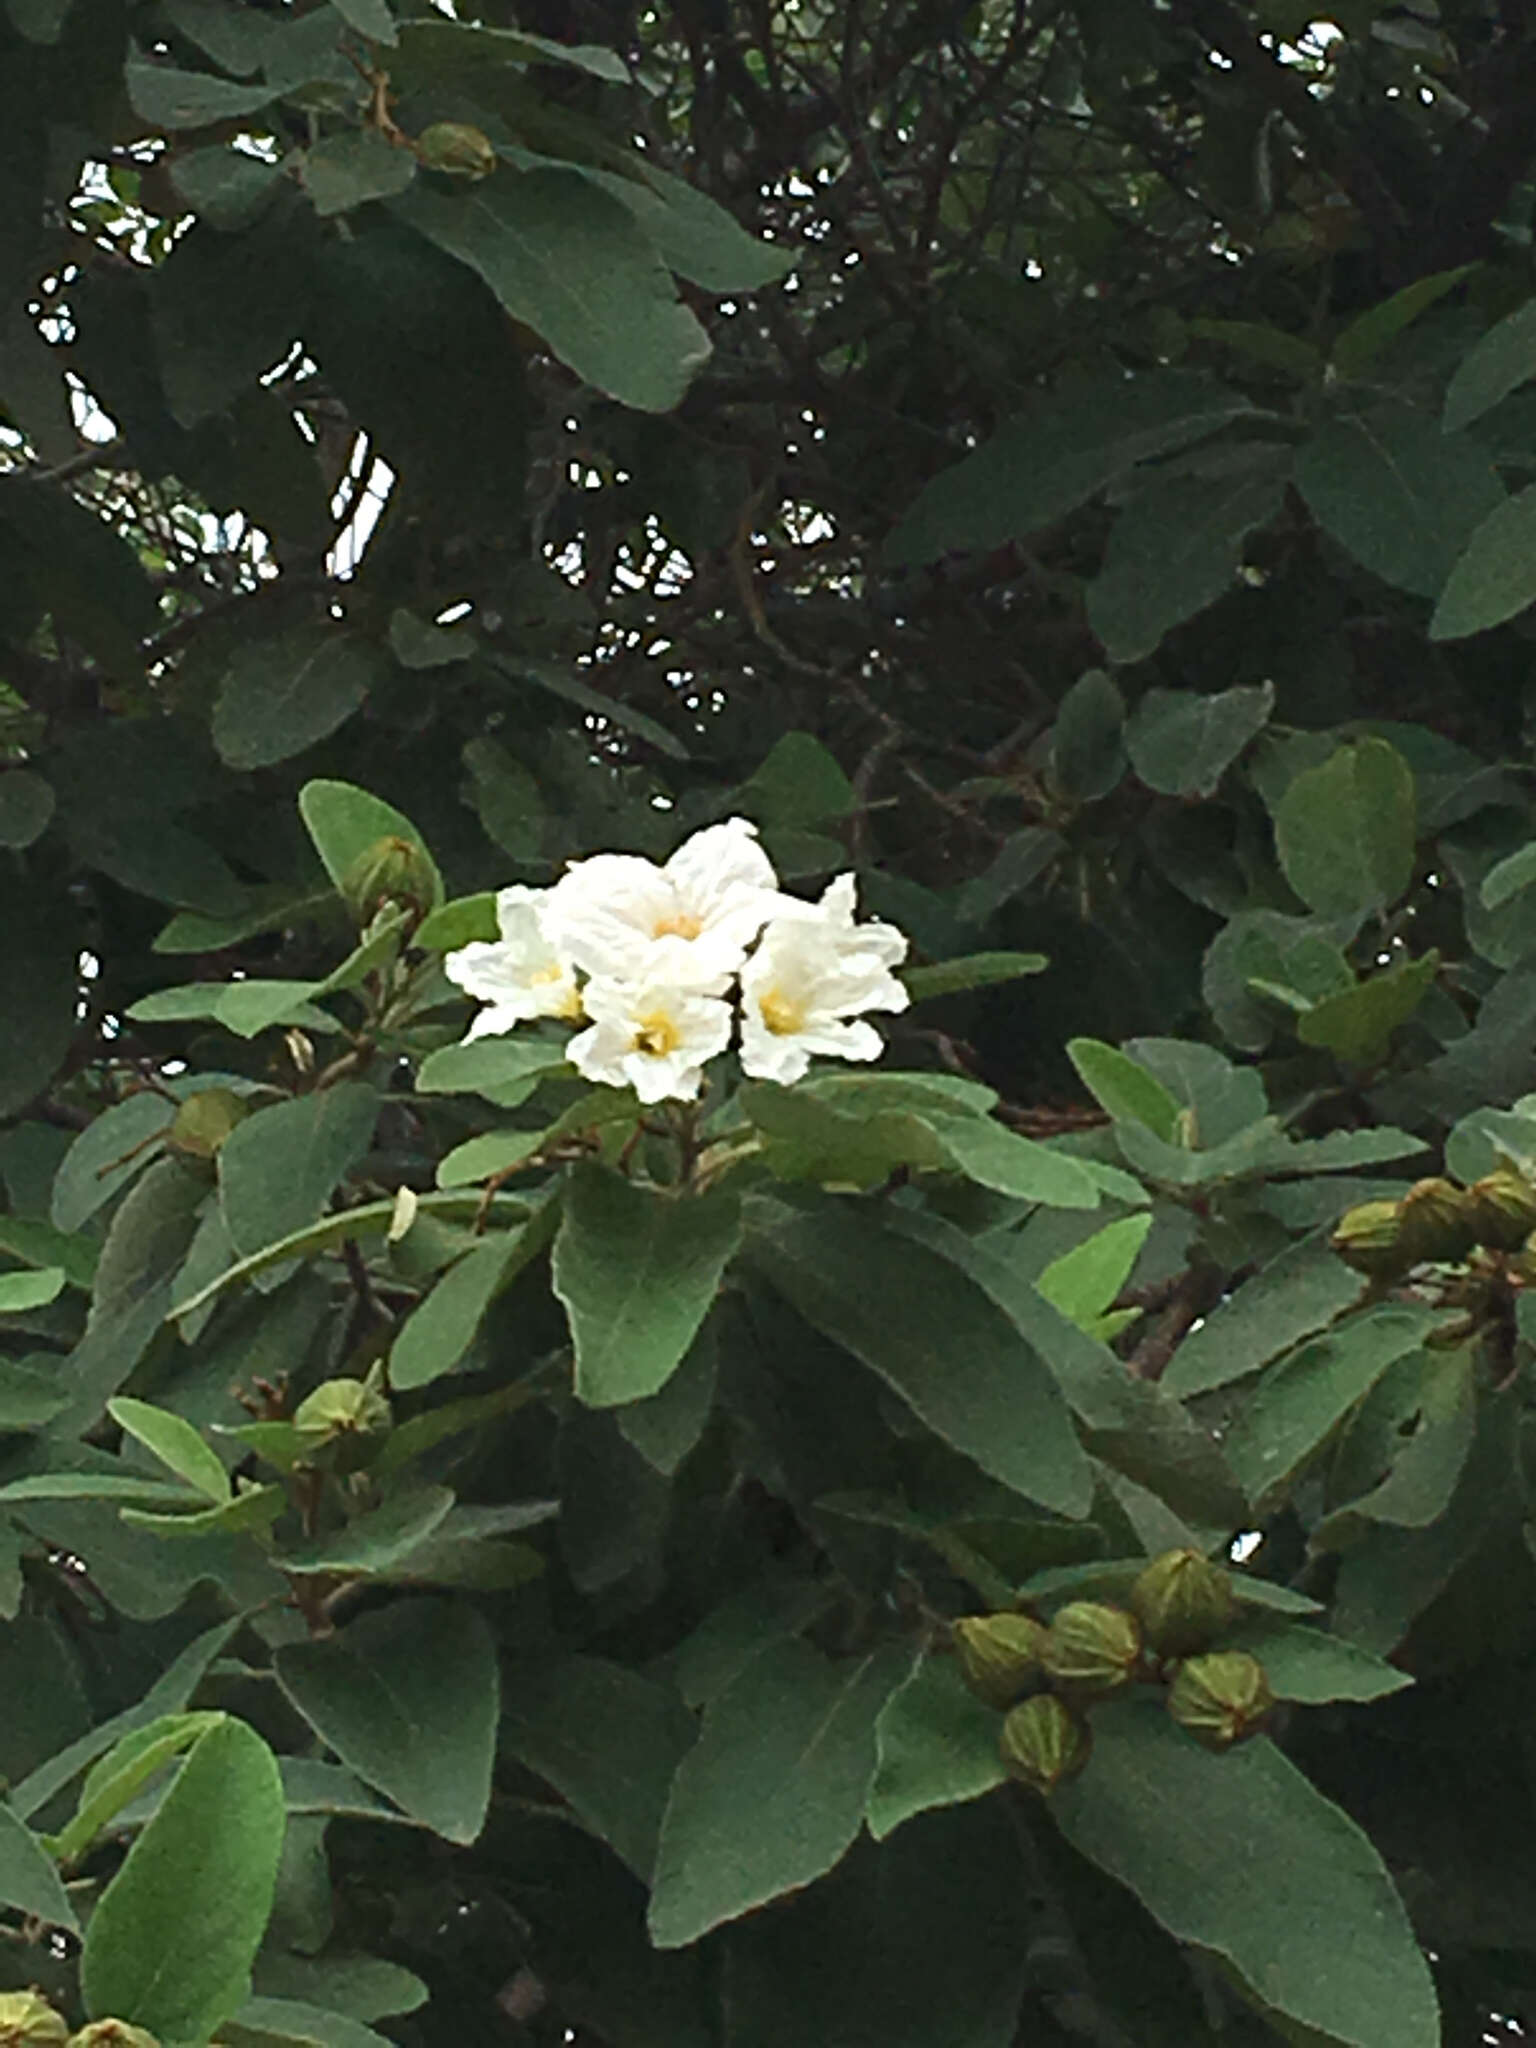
0 1473 205 1508
1124 682 1275 798
1225 1306 1436 1509
1051 667 1126 801
223 1998 396 2048
1051 1699 1437 2048
500 1656 697 1878
1331 264 1474 376
577 160 795 292
553 1166 742 1407
10 1616 245 1822
125 57 274 127
1295 405 1504 598
0 1356 70 1431
389 1235 521 1393
81 1717 286 2044
1224 1619 1411 1703
414 1035 571 1106
0 1265 64 1311
0 1803 78 1931
1088 471 1285 665
298 779 444 906
0 768 54 848
490 652 690 759
1164 1234 1362 1397
330 0 395 42
747 1200 1095 1518
415 893 498 951
1481 838 1536 910
301 129 415 217
1036 1214 1151 1334
1444 296 1536 433
109 1395 230 1503
127 981 336 1037
167 1189 531 1321
1273 738 1416 918
274 1485 456 1575
924 1111 1102 1209
391 173 710 414
275 1599 498 1843
219 1084 380 1259
1294 950 1439 1065
214 629 383 771
120 1483 286 1540
901 951 1048 1001
1430 481 1536 640
886 371 1253 566
648 1638 913 1948
170 144 285 228
49 1711 223 1866
1066 1038 1182 1140
163 0 272 74
463 736 541 860
866 1653 1006 1841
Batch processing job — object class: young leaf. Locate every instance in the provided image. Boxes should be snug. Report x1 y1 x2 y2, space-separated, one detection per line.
81 1717 286 2045
108 1396 230 1503
0 1265 64 1311
1036 1214 1152 1335
1066 1038 1182 1140
275 1599 498 1843
552 1166 742 1408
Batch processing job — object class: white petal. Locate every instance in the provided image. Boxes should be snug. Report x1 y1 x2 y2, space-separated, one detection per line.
494 883 553 943
738 1015 814 1084
664 816 778 909
545 854 679 977
463 1004 524 1043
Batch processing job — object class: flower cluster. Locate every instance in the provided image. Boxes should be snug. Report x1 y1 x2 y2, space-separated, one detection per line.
444 818 909 1104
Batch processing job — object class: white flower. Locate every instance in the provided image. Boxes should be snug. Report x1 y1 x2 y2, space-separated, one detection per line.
544 817 783 985
739 875 910 1085
566 973 734 1104
444 885 583 1041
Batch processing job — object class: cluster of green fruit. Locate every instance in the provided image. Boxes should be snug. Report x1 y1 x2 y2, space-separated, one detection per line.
0 1993 157 2047
1332 1163 1536 1279
953 1550 1273 1796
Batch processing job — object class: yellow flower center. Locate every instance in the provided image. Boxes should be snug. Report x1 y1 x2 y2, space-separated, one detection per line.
759 988 806 1037
632 1011 681 1057
653 910 703 940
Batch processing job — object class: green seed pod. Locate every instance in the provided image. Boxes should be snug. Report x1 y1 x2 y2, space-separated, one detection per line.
293 1375 392 1463
1394 1177 1478 1267
167 1087 249 1163
67 2023 162 2048
416 121 499 180
999 1692 1091 1794
0 1992 69 2048
340 834 436 928
1330 1199 1408 1277
1465 1165 1536 1253
1167 1650 1275 1750
1129 1549 1238 1659
952 1612 1049 1709
1039 1601 1143 1698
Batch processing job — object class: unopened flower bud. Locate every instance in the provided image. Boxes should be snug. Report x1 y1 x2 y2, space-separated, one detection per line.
293 1375 391 1464
952 1613 1048 1709
999 1692 1091 1794
0 1992 68 2048
1466 1166 1536 1253
1167 1650 1275 1750
67 2023 161 2048
1130 1549 1237 1659
167 1088 249 1163
1395 1178 1477 1267
340 835 436 929
1039 1601 1142 1697
1331 1199 1408 1277
415 121 499 179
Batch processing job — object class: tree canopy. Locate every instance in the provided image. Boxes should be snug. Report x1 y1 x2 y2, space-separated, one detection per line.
2 0 1536 2043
